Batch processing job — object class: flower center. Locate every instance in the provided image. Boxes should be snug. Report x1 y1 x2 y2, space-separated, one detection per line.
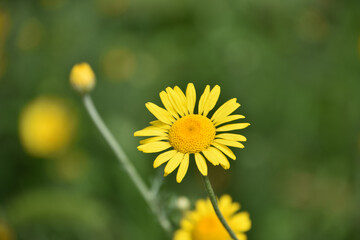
169 114 215 154
192 214 229 240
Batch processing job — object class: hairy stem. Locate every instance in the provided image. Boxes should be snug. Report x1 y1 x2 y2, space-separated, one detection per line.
202 175 238 240
83 94 172 234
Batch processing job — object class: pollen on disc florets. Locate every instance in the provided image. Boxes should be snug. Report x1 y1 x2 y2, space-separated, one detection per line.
169 115 216 154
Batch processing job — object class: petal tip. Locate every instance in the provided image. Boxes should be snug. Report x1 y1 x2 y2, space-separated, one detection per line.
176 177 183 183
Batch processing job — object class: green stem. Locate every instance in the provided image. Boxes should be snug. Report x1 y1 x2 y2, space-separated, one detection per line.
202 175 238 240
83 94 172 234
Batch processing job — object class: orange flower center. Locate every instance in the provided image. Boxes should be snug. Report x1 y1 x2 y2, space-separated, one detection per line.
168 115 215 153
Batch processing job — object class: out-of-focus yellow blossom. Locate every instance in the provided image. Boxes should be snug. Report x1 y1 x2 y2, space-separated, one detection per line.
102 48 136 82
0 9 10 47
54 150 88 181
96 0 129 17
297 10 329 43
0 9 10 79
0 221 15 240
174 195 251 240
41 0 67 10
16 18 44 51
70 63 96 94
19 97 75 158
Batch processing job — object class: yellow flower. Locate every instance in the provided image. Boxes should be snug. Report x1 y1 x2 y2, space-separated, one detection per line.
69 63 96 94
134 84 249 183
0 221 14 240
174 195 251 240
19 97 75 157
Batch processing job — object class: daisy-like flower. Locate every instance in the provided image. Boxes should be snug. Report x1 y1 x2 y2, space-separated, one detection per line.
19 96 75 158
174 195 251 240
134 84 250 183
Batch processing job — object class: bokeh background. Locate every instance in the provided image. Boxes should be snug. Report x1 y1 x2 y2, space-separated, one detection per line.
1 0 360 239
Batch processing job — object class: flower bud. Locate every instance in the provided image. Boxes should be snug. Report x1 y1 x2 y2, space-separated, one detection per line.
69 63 95 94
176 196 190 212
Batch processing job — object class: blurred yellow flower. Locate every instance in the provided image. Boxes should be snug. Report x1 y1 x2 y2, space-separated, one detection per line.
41 0 67 9
19 97 75 157
95 0 129 17
297 10 328 43
70 63 96 94
174 195 251 240
16 18 44 51
102 48 136 82
0 9 10 80
54 150 88 181
135 84 249 183
0 9 10 46
0 221 14 240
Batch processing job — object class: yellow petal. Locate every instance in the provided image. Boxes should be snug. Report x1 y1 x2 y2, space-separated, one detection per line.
215 133 247 142
208 146 230 169
159 91 179 119
214 114 245 126
235 233 248 240
140 136 168 144
198 85 210 115
145 102 175 125
137 141 171 153
216 123 250 132
134 126 168 137
231 212 252 232
176 153 189 183
166 87 186 116
219 195 240 215
211 142 236 160
153 150 177 168
186 83 196 114
195 199 208 214
150 120 171 130
219 194 233 210
201 147 219 166
174 86 188 113
173 230 190 240
194 152 208 176
164 152 184 176
214 139 245 148
211 98 240 123
203 85 220 116
180 219 193 230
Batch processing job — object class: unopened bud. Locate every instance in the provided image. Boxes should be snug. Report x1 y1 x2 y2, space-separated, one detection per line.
70 63 95 94
177 196 190 212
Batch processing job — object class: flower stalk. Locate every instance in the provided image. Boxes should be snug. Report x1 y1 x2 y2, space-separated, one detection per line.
83 94 172 234
202 175 239 240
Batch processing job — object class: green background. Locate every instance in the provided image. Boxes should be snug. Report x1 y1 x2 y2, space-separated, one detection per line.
1 0 359 239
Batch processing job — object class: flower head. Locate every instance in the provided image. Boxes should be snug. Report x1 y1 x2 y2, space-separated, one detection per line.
70 63 96 94
134 84 249 182
174 195 251 240
19 96 75 157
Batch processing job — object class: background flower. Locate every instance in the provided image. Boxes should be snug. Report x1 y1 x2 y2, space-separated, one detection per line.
19 96 75 157
174 195 251 240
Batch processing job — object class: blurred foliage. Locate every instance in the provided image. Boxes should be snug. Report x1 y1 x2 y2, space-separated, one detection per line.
0 0 360 239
